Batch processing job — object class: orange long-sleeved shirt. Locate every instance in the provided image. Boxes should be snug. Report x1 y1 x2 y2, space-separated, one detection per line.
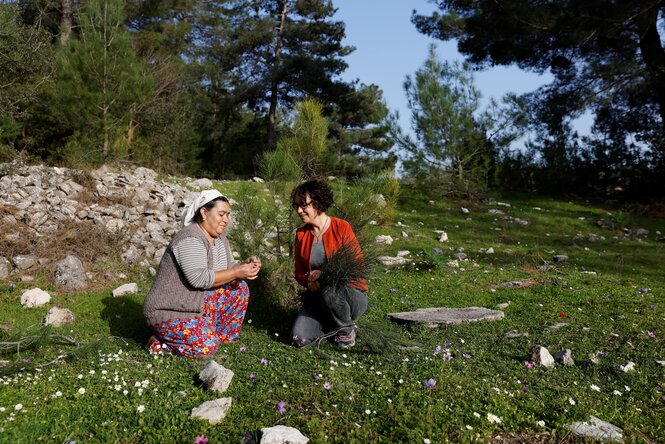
294 216 368 292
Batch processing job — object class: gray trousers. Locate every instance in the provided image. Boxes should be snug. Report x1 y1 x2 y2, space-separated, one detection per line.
291 284 368 346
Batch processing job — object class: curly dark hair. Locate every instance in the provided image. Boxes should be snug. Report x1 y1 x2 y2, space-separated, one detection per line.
291 179 334 213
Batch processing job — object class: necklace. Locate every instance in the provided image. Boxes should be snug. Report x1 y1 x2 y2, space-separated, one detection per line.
312 216 330 243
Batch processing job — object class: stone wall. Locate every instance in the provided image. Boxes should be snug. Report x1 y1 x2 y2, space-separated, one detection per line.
0 162 207 282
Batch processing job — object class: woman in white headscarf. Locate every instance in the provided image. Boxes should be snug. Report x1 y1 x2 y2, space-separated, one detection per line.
143 190 261 358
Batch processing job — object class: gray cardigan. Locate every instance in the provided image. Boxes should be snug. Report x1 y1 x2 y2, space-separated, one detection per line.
143 223 235 326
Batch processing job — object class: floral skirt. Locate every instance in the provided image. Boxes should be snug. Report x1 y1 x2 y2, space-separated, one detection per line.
149 279 250 358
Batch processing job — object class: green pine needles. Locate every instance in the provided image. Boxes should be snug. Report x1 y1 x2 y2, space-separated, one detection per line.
318 240 376 291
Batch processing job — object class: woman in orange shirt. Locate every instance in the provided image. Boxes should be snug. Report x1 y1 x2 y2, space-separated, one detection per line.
290 179 368 348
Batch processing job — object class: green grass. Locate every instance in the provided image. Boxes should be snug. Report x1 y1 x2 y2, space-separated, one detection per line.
0 186 663 443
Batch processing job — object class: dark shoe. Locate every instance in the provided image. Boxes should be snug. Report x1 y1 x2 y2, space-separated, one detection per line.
336 329 356 348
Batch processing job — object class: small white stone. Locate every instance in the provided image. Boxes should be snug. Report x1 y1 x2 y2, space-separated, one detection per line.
112 283 139 297
20 288 51 308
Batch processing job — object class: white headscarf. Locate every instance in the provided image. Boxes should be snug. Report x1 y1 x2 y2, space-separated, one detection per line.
180 189 227 228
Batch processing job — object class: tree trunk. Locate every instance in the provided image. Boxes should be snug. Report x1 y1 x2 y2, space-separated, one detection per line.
59 0 73 45
637 4 665 140
267 0 288 149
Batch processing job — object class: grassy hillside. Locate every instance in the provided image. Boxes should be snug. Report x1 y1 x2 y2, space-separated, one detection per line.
1 185 663 443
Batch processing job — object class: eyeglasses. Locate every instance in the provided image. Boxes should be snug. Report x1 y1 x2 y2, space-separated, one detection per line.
292 200 314 210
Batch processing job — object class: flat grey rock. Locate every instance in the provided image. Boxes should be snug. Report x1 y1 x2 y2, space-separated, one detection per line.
190 397 232 425
567 416 624 442
545 322 569 332
199 360 234 393
387 307 504 327
260 425 309 444
377 255 412 266
505 331 529 339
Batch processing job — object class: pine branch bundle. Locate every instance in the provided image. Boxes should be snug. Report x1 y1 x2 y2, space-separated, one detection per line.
318 240 375 290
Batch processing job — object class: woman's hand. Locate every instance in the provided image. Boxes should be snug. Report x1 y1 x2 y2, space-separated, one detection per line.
234 261 261 280
307 269 321 292
245 256 262 267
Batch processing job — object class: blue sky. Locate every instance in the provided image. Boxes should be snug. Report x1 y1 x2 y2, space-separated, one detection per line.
333 0 557 138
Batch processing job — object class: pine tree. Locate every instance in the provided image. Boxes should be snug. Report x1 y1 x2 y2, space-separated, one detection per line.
52 0 153 164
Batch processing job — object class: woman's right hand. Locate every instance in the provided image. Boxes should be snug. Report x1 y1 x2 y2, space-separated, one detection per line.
307 270 321 292
234 261 261 280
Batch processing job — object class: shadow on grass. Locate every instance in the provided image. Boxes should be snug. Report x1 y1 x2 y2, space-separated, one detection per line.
100 296 152 346
245 277 298 344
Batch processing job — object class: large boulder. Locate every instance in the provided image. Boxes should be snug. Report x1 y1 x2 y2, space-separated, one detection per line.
55 255 87 291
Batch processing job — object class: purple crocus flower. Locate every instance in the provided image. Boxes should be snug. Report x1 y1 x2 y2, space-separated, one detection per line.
260 358 269 366
523 387 529 393
649 305 656 310
442 352 453 361
462 353 472 359
249 373 257 380
389 288 398 293
445 343 452 349
636 288 650 295
385 357 391 363
323 382 332 390
239 346 247 353
424 378 436 388
433 345 442 354
277 401 286 414
313 373 320 380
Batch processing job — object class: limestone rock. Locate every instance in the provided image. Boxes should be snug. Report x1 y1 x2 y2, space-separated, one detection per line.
438 232 448 242
20 288 51 307
552 254 568 262
0 256 10 279
55 255 87 291
375 235 393 246
377 256 412 266
112 283 139 297
567 416 624 442
387 307 504 328
199 360 234 393
553 349 575 366
190 398 232 425
529 345 555 368
189 178 213 188
44 306 76 327
496 301 511 309
260 425 309 444
13 254 37 271
505 331 529 339
461 207 469 214
544 322 569 332
618 361 635 373
252 176 265 183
